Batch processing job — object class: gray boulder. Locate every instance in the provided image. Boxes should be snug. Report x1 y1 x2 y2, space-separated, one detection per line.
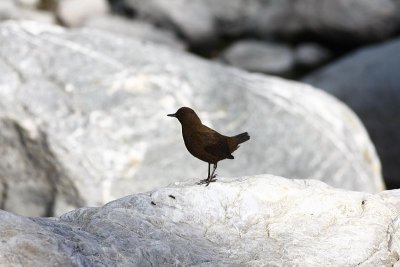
119 0 400 45
304 38 400 189
0 175 399 266
0 21 383 216
220 40 295 75
84 15 186 50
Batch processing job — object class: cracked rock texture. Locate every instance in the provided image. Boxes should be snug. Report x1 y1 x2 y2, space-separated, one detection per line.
0 21 383 216
0 175 399 266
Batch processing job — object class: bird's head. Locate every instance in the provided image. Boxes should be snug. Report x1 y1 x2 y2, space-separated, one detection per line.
168 107 202 125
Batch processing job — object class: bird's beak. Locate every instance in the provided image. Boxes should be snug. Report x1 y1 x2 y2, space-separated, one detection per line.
167 113 177 118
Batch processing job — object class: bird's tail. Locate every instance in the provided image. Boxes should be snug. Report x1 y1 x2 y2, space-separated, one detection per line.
234 132 250 144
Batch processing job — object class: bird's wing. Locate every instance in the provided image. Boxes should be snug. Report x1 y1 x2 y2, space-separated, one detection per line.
192 131 233 159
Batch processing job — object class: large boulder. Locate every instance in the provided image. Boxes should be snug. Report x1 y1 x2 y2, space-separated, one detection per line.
0 175 399 266
304 38 400 189
0 21 383 216
117 0 400 45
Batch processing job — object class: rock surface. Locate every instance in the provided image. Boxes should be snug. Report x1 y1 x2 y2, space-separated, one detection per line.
0 21 383 216
84 15 186 50
220 40 295 75
304 38 400 189
0 175 399 266
119 0 400 45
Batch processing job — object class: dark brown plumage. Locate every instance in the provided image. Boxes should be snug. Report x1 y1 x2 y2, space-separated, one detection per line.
168 107 250 185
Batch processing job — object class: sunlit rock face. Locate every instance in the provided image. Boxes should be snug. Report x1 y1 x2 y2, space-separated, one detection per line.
0 21 383 215
0 175 399 266
304 38 400 190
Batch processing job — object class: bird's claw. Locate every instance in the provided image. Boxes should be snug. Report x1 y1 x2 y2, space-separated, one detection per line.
197 175 218 186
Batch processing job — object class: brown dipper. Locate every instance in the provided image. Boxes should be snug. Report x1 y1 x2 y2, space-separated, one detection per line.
168 107 250 186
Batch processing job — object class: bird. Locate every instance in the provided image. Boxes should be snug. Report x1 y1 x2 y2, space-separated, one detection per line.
168 107 250 186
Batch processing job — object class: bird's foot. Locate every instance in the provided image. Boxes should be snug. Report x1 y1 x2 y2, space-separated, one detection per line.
197 177 217 185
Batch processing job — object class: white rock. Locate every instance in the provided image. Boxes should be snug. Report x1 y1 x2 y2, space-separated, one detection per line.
0 21 384 216
0 175 399 266
56 0 110 27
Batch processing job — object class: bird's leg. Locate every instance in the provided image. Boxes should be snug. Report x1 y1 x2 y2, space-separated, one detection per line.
210 163 217 178
197 163 211 185
206 163 218 186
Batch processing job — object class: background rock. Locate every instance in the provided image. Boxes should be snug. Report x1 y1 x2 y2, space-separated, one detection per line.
17 9 55 24
294 43 332 68
0 0 19 20
304 38 400 189
117 0 400 46
83 15 186 50
0 175 399 266
0 21 383 216
0 118 83 216
15 0 40 9
0 0 55 24
220 40 295 76
56 0 110 27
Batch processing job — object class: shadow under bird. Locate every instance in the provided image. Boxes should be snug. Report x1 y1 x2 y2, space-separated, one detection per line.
168 107 250 186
